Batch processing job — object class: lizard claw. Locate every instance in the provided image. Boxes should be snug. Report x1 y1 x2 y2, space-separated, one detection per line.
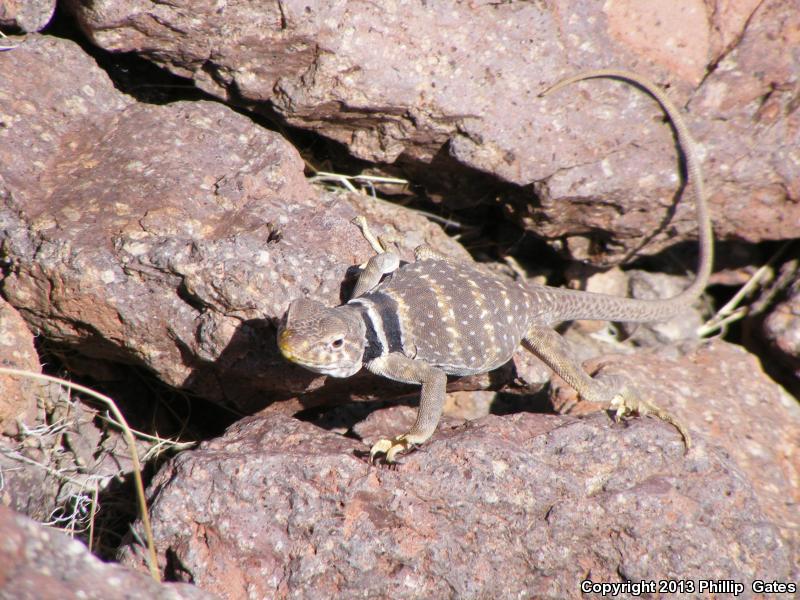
609 394 692 451
369 436 412 464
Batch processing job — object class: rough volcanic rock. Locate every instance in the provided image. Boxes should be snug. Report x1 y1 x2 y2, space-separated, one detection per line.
0 299 59 523
0 298 38 428
0 506 217 600
0 297 162 525
64 0 800 263
762 268 800 380
551 339 800 555
119 410 791 599
0 0 55 32
0 35 468 412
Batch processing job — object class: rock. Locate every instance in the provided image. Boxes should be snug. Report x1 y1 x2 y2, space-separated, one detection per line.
0 300 59 523
119 411 791 598
551 339 800 554
762 268 800 380
0 0 55 32
688 0 800 244
0 505 216 600
0 303 162 526
0 372 162 525
64 0 799 263
0 35 468 411
0 298 39 429
517 0 799 261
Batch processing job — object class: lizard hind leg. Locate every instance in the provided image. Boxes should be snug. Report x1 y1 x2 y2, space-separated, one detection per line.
523 325 691 451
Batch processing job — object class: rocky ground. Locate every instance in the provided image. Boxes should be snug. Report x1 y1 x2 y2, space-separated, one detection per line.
0 1 798 599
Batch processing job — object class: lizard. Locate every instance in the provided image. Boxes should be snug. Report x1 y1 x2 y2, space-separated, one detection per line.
278 69 713 463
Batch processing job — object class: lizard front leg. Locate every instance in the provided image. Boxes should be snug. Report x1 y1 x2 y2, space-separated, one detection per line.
350 216 400 297
365 352 447 463
523 325 691 449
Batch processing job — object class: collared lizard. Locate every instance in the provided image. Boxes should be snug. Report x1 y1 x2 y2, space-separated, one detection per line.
278 70 713 463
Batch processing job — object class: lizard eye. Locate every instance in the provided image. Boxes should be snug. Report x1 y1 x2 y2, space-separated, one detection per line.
331 338 344 349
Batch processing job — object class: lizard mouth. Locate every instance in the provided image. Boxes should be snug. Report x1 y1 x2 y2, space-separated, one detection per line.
277 329 296 361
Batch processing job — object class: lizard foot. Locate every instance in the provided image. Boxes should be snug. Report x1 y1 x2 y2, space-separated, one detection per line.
597 372 692 451
369 435 415 464
609 392 692 452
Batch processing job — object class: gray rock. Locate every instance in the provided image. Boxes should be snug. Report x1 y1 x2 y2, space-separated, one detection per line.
622 269 706 345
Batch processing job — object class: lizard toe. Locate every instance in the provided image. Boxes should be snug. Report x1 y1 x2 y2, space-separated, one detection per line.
609 393 636 422
369 436 411 464
609 392 692 451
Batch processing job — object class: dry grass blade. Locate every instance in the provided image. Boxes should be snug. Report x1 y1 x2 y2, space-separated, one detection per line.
698 241 793 338
0 367 161 582
308 169 465 230
312 171 409 186
0 31 24 51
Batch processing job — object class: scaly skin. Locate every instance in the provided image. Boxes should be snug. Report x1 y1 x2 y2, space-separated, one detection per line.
279 70 712 462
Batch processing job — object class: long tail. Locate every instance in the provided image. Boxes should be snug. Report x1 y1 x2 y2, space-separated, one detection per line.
538 69 713 322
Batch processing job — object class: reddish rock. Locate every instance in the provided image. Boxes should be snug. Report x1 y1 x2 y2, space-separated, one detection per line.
551 339 800 554
120 411 791 598
688 0 800 246
0 299 38 428
0 0 54 32
64 0 800 263
0 300 59 523
0 35 468 411
0 506 216 600
762 269 800 380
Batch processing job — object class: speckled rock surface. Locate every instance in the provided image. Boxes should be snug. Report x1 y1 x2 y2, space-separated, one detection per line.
0 0 55 32
0 506 217 600
0 299 60 523
0 298 38 427
0 13 797 597
0 35 468 411
64 0 800 263
762 269 800 381
120 410 792 599
551 339 800 556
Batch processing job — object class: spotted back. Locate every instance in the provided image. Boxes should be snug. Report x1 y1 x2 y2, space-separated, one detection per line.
362 259 538 375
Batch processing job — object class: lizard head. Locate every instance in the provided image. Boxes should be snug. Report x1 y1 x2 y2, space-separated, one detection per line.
277 298 366 378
